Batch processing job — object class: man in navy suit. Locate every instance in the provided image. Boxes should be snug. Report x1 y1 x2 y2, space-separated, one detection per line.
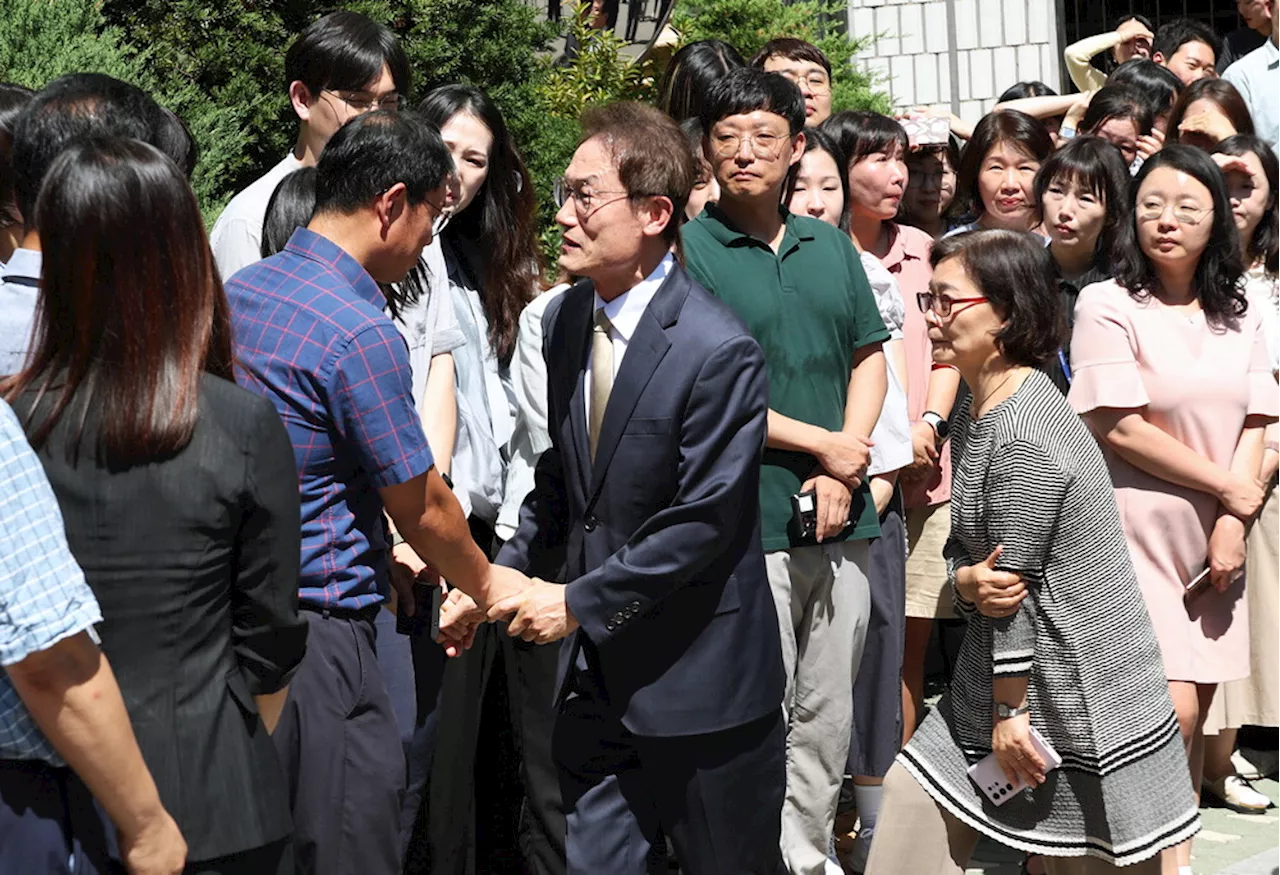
476 102 785 874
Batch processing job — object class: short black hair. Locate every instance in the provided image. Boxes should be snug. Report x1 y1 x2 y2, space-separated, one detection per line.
1034 136 1132 269
1107 59 1183 120
1080 84 1154 137
12 74 168 228
700 67 806 136
1114 144 1246 328
1214 134 1279 278
1153 18 1222 65
658 39 745 122
1115 12 1154 31
157 107 198 179
262 167 317 258
750 38 833 79
821 110 907 166
313 111 451 215
931 229 1066 366
998 81 1057 102
0 83 34 228
285 11 411 98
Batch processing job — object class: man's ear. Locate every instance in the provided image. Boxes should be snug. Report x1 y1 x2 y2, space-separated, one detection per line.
374 182 409 238
788 129 808 169
640 194 676 240
1151 51 1168 67
289 81 315 123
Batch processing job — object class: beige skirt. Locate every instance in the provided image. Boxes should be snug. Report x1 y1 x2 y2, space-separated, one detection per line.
1205 482 1279 734
905 501 954 620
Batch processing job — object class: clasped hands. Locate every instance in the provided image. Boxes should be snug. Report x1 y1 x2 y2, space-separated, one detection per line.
435 567 579 650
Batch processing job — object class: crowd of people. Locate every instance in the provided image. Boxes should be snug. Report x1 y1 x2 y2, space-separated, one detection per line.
0 4 1276 875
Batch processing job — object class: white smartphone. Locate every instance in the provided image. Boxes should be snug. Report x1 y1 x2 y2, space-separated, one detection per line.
967 725 1062 806
1183 566 1212 601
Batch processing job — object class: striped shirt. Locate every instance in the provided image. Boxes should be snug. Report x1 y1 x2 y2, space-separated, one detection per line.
0 399 102 763
901 369 1199 865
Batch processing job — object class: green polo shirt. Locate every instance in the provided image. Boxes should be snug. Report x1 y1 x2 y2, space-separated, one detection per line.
682 205 889 552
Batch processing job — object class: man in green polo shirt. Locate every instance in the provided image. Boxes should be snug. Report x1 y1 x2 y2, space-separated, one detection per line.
682 68 888 875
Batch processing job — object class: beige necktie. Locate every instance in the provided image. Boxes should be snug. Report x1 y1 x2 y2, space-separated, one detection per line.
589 308 613 461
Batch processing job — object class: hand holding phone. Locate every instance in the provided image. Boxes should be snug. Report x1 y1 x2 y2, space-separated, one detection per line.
968 725 1061 806
1183 566 1212 601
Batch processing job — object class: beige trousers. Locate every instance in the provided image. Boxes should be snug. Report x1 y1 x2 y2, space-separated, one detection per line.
865 763 1162 875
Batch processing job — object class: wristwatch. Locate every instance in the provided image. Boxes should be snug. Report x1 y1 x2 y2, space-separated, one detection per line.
994 702 1031 720
921 410 949 441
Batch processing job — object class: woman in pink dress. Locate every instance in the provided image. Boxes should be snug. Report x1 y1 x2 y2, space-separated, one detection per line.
1069 145 1277 873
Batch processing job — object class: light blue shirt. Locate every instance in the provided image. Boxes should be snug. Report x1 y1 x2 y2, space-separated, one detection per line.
0 399 102 764
1224 38 1279 155
0 248 42 377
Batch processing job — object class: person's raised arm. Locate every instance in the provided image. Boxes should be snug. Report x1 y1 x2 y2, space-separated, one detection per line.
993 92 1086 122
9 635 187 875
1063 32 1125 91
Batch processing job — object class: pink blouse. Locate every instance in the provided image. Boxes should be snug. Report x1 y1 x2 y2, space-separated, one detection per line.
882 222 952 508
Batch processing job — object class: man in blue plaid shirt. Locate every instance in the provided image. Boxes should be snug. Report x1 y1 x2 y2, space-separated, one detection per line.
225 110 529 874
0 399 186 874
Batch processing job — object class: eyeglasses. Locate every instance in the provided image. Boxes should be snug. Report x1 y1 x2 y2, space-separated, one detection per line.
321 90 402 113
709 130 790 160
777 70 832 94
917 292 988 317
1136 202 1212 225
553 177 658 218
424 195 451 236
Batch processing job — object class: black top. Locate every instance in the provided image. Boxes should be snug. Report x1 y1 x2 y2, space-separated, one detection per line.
1045 264 1111 394
1220 27 1267 72
11 374 307 861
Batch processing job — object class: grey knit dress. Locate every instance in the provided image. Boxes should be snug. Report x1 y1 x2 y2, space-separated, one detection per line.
899 369 1201 865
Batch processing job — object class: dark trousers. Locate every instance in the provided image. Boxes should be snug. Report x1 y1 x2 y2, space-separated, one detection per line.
374 606 448 856
273 609 404 875
409 516 565 875
185 839 293 875
554 690 786 875
0 759 118 875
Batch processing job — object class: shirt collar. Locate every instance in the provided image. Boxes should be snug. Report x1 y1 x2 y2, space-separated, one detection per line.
1264 38 1279 64
1 248 42 282
880 222 928 271
283 227 387 311
593 252 674 342
695 203 816 249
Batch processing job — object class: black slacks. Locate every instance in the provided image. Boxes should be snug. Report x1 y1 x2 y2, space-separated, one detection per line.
555 689 787 875
0 759 117 875
272 608 404 875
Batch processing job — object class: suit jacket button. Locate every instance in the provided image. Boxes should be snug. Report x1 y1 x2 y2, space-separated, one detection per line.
630 600 640 610
606 620 616 631
584 514 597 532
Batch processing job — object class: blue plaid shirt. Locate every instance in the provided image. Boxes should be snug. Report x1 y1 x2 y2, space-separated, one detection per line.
0 399 102 764
226 228 434 611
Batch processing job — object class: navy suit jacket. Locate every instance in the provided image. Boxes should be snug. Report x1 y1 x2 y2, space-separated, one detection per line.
497 264 785 738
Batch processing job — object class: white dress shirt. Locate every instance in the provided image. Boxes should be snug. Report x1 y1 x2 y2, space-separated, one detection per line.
209 152 305 280
584 252 674 426
1224 38 1280 155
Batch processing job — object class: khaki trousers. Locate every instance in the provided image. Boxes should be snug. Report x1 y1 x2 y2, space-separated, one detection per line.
865 763 1161 875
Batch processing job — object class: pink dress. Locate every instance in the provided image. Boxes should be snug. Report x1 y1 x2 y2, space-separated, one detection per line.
1069 279 1278 683
883 223 952 508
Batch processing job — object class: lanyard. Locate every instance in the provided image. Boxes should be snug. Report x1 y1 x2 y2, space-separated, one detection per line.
1058 348 1072 385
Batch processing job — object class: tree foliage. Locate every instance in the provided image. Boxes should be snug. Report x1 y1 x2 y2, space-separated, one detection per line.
672 0 891 113
0 0 889 254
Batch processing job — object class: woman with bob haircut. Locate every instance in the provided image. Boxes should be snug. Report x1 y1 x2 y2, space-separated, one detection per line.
949 110 1054 236
1166 77 1256 152
865 228 1199 875
1033 136 1132 392
656 39 745 122
1068 144 1277 871
1201 134 1280 814
3 137 307 874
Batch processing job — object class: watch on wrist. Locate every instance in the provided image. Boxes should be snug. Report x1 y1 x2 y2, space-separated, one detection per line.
922 410 949 441
994 702 1031 720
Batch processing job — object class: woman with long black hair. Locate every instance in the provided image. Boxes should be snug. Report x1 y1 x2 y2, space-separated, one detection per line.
4 136 307 874
411 84 550 875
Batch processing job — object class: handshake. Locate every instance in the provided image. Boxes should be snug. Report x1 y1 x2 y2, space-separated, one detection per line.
433 565 579 655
